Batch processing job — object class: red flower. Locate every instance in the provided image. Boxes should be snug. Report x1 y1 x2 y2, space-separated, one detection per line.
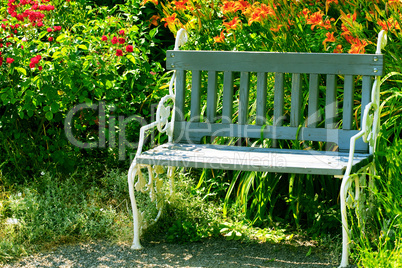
47 27 52 32
111 36 118 44
6 58 14 64
119 29 125 35
116 49 123 56
118 37 125 44
126 45 133 52
48 36 53 42
31 55 41 64
54 26 61 31
38 66 42 71
101 35 108 41
29 62 35 68
37 21 43 27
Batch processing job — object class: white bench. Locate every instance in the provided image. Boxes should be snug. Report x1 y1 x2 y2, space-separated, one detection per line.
128 29 387 267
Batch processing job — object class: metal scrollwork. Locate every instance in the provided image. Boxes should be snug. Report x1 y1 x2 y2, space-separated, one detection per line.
128 29 188 250
339 30 387 268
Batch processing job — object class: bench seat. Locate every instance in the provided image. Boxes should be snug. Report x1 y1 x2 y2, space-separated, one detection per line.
136 143 372 176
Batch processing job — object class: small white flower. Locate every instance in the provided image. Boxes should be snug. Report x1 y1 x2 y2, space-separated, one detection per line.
6 218 19 225
41 171 45 176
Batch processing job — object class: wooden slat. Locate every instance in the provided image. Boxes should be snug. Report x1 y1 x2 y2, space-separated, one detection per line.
290 74 302 127
174 122 369 152
206 71 218 123
190 70 201 122
273 73 284 126
343 75 354 130
256 72 267 125
137 143 373 176
307 74 319 128
174 70 186 122
222 71 234 124
167 50 384 76
361 76 372 128
326 74 337 129
239 72 250 125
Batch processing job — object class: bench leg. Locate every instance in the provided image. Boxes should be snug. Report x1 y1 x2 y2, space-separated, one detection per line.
339 164 374 267
128 164 172 249
128 164 143 249
340 172 351 267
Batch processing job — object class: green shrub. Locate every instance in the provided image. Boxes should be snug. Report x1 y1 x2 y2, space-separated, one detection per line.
0 169 132 264
0 0 170 182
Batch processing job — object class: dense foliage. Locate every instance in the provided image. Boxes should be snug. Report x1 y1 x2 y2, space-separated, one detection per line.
0 0 175 181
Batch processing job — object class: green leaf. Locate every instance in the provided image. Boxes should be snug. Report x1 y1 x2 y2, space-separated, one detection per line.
126 54 136 64
78 44 88 50
51 102 59 111
149 28 157 38
25 90 33 97
306 247 312 257
56 34 67 43
15 67 27 76
45 111 53 120
18 110 24 119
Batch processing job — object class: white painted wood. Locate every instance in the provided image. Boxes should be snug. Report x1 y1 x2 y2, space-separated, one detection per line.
174 70 186 122
343 75 354 130
326 74 337 129
222 71 234 124
291 74 302 127
307 74 319 128
273 73 284 126
190 70 201 122
173 122 368 152
239 72 250 125
361 76 372 129
207 71 218 123
137 143 372 176
256 72 267 125
167 51 384 76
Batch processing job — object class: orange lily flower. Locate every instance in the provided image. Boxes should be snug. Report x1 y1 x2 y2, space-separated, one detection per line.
388 0 402 5
141 0 158 5
161 13 179 28
348 38 368 54
248 3 276 25
223 17 241 30
172 0 188 11
149 15 160 27
377 18 400 31
333 45 343 53
214 30 225 43
222 1 241 14
270 24 283 32
302 8 310 20
306 11 324 30
323 32 336 49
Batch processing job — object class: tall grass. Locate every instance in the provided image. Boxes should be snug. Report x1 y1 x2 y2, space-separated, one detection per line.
351 77 402 267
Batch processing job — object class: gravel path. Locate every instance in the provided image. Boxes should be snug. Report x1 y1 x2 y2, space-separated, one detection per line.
3 237 341 268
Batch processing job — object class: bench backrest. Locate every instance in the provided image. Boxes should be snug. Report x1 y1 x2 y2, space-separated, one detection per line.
166 50 384 153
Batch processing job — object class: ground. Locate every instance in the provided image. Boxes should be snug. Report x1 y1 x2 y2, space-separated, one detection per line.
3 236 345 268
